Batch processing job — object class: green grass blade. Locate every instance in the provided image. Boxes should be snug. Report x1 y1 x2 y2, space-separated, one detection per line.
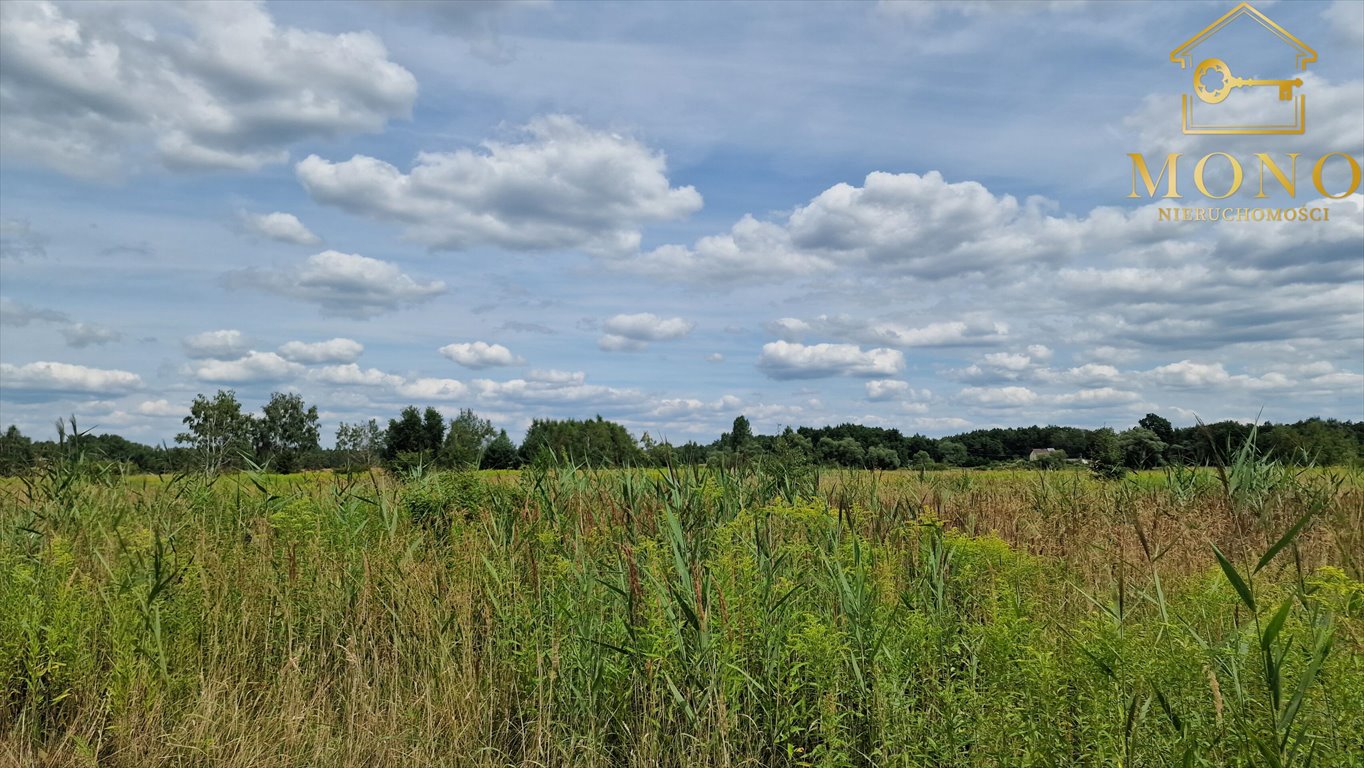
1254 510 1313 575
1213 545 1255 612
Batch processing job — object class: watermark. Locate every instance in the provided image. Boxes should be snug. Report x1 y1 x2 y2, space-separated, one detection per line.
1171 2 1314 135
1126 2 1361 219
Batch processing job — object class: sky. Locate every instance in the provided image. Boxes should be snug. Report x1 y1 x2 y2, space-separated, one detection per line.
1 0 1362 447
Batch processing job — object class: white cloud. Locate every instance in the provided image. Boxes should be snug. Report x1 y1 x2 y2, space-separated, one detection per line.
297 115 702 255
279 338 364 364
307 363 403 388
60 322 121 348
598 334 647 352
769 314 1008 348
705 353 725 363
1043 363 1124 387
438 341 524 369
864 379 930 402
765 317 812 341
957 385 1040 407
1 361 142 395
183 330 250 360
648 395 743 419
909 416 972 433
192 351 302 383
602 313 695 341
1051 387 1141 408
136 399 184 417
527 369 586 385
240 212 322 246
627 171 1134 283
0 1 416 178
397 377 470 400
598 313 695 351
1148 360 1231 389
757 341 904 380
226 250 446 318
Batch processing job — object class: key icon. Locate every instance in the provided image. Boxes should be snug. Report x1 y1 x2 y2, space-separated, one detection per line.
1194 58 1302 104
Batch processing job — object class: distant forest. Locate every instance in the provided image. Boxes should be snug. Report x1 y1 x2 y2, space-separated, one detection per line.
1 388 1361 476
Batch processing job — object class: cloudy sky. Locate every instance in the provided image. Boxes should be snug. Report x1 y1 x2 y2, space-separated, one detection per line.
1 0 1361 446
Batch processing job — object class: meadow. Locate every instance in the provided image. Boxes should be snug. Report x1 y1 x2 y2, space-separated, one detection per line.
1 452 1361 767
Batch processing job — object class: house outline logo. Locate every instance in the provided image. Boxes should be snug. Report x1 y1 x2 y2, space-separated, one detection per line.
1170 2 1316 135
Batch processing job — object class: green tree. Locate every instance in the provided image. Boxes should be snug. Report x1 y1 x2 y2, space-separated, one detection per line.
1087 427 1125 478
177 390 253 474
480 429 522 470
385 406 427 462
866 444 900 470
441 409 496 468
937 439 968 466
818 436 865 467
422 407 446 453
728 415 754 453
1118 427 1166 470
0 425 33 475
773 427 814 465
254 392 320 473
336 419 384 470
520 416 640 466
1139 412 1176 447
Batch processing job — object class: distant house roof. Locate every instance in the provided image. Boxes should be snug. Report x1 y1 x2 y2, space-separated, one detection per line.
1029 448 1059 461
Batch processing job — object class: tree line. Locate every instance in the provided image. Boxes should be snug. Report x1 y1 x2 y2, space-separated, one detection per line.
1 388 1361 475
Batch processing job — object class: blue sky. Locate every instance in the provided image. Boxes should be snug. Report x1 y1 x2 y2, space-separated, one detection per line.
2 0 1362 446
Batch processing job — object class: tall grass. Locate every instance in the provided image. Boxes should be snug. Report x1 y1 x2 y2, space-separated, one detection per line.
1 456 1360 766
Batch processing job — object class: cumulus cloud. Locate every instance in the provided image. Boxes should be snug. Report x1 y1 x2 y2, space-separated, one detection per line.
1051 387 1141 408
439 341 524 369
767 314 1008 348
0 361 142 396
240 212 322 246
226 251 446 318
279 338 363 364
60 322 121 348
626 171 1143 283
136 399 184 417
865 379 930 402
1144 360 1294 391
598 313 694 351
296 115 702 255
757 341 904 380
307 363 404 388
397 377 469 400
956 385 1040 407
183 330 249 360
192 351 302 383
0 1 417 177
598 334 647 352
469 373 646 408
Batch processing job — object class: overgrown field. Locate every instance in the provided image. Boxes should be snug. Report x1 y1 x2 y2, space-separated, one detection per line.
2 457 1362 767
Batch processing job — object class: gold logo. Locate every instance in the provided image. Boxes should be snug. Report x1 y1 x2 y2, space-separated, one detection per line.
1170 2 1315 135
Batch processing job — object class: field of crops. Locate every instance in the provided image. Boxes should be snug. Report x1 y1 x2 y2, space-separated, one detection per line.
2 457 1362 767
